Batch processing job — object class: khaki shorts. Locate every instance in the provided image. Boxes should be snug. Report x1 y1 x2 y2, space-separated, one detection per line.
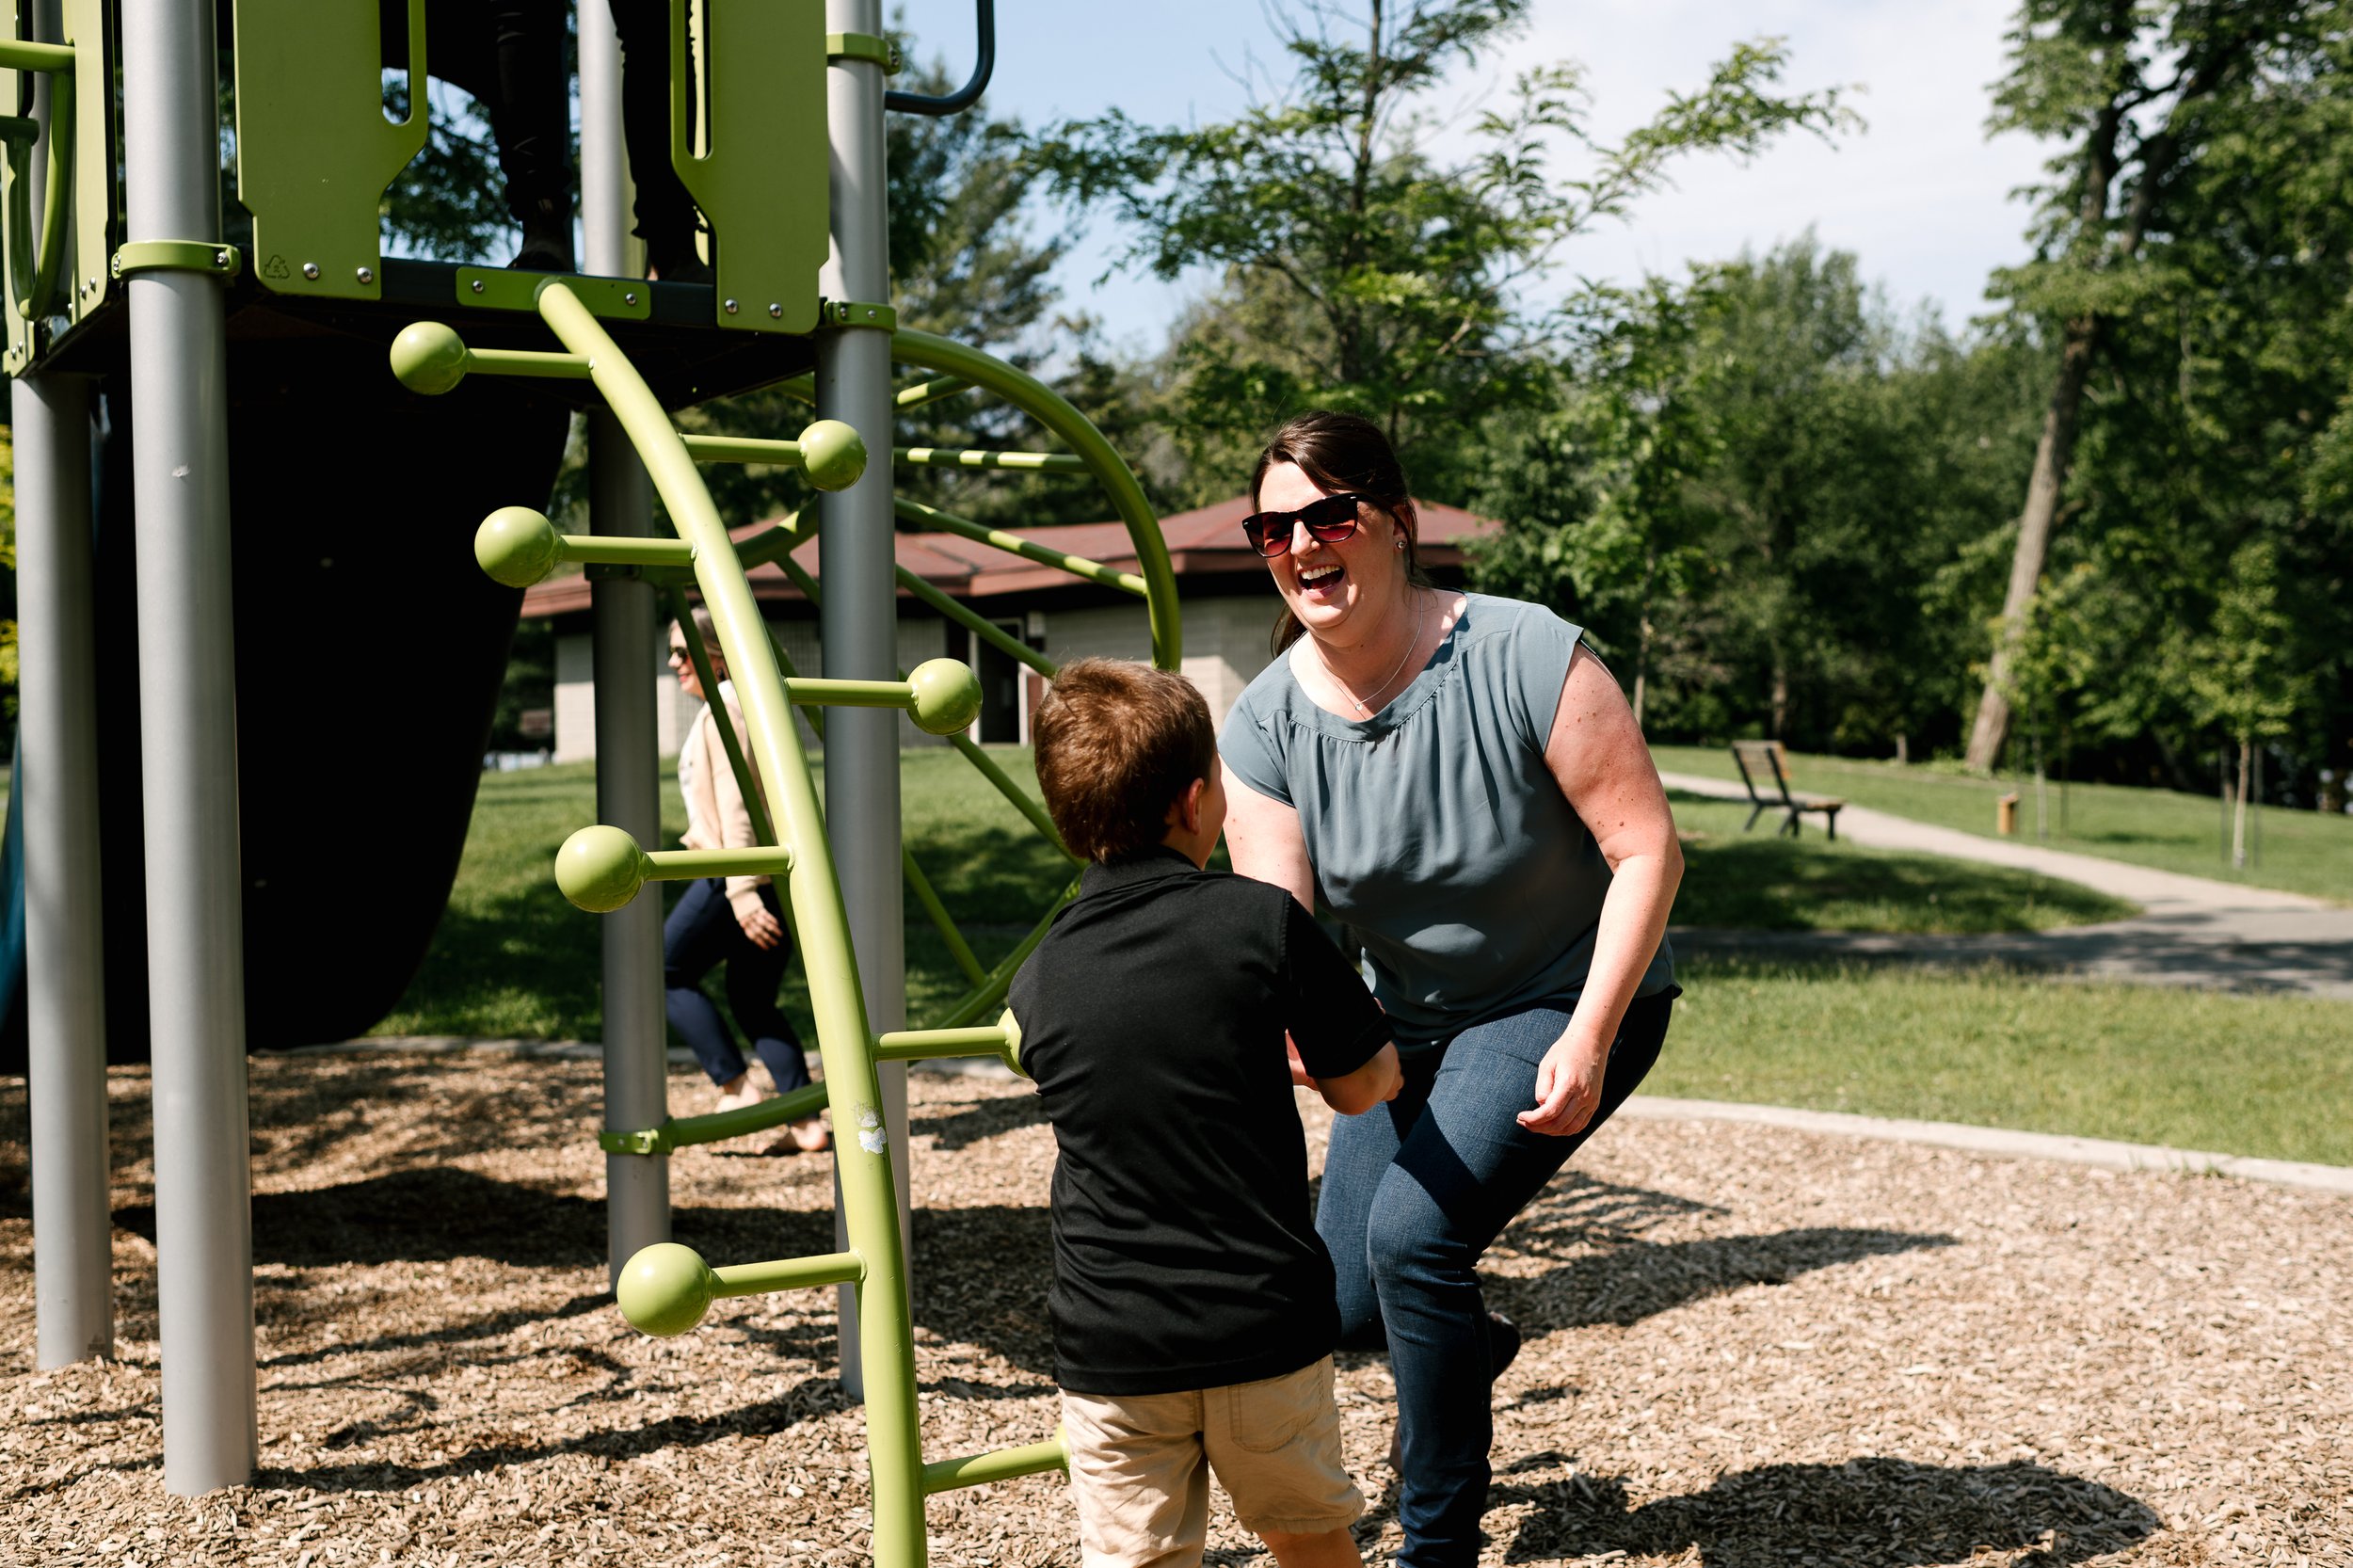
1061 1356 1364 1567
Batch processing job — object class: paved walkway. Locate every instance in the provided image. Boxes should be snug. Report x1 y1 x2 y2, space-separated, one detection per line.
1659 771 2353 999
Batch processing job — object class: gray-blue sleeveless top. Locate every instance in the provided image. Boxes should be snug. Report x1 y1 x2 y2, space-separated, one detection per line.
1219 593 1674 1056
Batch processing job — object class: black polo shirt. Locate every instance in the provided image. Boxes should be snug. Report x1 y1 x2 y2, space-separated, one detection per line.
1008 847 1390 1396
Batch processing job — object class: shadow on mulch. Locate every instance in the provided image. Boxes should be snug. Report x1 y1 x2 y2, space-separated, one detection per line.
111 1168 841 1269
1497 1457 2159 1565
1497 1225 1956 1337
246 1371 855 1496
908 1092 1045 1150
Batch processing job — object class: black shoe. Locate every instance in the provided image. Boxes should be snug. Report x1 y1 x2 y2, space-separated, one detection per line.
1486 1310 1522 1382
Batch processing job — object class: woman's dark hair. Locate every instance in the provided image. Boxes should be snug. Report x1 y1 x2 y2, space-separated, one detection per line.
1251 410 1434 653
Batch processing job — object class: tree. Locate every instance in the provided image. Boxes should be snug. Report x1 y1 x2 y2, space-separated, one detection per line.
2188 541 2298 863
1033 0 1850 502
1471 240 2044 753
1963 0 2334 770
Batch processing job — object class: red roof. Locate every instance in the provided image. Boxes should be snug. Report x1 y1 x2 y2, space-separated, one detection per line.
520 495 1497 616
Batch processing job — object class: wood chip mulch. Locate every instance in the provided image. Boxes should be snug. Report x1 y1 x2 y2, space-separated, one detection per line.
0 1052 2344 1566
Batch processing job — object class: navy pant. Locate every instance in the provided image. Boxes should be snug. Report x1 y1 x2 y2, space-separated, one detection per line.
663 877 811 1095
1317 989 1675 1567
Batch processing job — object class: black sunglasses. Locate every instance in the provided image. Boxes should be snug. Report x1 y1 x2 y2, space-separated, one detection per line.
1241 492 1369 558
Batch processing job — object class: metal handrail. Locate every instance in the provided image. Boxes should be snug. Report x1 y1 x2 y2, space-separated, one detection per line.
884 0 994 116
891 328 1181 666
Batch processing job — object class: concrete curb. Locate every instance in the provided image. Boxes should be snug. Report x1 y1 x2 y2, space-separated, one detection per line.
1620 1095 2353 1195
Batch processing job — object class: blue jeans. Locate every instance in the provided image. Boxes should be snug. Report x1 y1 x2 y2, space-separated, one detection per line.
663 877 811 1095
1317 989 1675 1567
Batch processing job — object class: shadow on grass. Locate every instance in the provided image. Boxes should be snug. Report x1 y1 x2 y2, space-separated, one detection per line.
1497 1457 2158 1566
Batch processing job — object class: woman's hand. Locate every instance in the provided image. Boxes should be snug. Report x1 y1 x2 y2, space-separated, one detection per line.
1516 1028 1610 1137
735 901 785 951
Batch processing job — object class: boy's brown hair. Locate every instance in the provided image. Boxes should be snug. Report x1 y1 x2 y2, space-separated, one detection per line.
1032 659 1215 862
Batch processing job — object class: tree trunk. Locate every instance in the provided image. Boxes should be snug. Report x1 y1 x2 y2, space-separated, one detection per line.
1769 645 1788 741
1632 613 1652 727
2231 733 2251 869
1965 314 2101 771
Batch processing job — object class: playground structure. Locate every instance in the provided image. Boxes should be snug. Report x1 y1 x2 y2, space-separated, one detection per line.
6 1 1180 1560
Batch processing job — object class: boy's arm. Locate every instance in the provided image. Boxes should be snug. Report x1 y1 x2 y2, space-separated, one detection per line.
1278 899 1397 1116
1315 1042 1401 1115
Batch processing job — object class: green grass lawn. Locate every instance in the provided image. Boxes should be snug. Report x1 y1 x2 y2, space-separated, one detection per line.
383 752 2132 1040
1667 791 2133 933
1655 955 2353 1167
374 748 1079 1043
1652 743 2353 904
380 748 2349 1166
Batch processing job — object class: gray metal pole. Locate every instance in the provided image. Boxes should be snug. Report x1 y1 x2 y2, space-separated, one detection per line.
821 0 912 1400
19 0 110 1373
581 0 667 1285
18 369 113 1369
121 0 257 1494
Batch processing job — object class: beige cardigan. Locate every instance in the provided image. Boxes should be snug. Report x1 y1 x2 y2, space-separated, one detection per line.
680 692 770 921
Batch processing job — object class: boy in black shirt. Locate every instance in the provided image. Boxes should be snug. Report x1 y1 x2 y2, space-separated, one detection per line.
1011 659 1402 1568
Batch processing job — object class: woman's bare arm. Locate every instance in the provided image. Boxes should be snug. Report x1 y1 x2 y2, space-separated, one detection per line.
1518 646 1683 1136
1225 773 1337 1089
1224 773 1317 913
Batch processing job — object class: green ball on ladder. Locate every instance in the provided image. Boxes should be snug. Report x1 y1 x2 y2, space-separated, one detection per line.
555 824 651 912
905 657 984 736
474 505 563 588
617 1242 721 1336
389 321 471 395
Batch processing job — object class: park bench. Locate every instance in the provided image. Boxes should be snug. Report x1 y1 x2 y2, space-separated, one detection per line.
1730 740 1845 840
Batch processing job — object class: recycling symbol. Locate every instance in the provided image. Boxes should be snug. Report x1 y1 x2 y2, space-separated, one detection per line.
263 254 290 280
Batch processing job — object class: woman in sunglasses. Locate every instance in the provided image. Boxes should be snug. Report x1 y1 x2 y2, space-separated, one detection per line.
1220 410 1683 1567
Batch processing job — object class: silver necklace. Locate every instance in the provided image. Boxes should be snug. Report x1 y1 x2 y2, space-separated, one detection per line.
1318 587 1426 717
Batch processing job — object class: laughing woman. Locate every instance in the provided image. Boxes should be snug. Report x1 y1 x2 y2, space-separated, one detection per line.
1219 411 1683 1568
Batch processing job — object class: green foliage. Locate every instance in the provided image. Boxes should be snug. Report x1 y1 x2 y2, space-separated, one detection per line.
1979 0 2353 787
1032 1 1850 499
1470 240 2042 753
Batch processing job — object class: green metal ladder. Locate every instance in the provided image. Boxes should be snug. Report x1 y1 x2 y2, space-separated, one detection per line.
392 277 1181 1568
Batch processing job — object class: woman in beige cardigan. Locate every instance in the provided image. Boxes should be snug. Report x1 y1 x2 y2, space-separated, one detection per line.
664 611 827 1153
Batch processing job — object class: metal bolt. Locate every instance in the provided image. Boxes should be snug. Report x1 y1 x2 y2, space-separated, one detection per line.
214 248 230 268
768 302 782 318
471 279 486 294
624 290 637 306
301 261 320 280
357 266 374 285
724 297 739 314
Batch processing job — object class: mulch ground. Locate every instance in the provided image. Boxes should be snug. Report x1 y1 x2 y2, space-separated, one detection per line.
0 1051 2344 1567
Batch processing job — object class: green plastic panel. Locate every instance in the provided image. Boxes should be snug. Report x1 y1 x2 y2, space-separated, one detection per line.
457 266 651 318
233 0 425 301
0 51 27 375
671 0 827 333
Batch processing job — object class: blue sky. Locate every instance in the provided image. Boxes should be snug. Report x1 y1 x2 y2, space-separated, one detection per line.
902 0 2056 353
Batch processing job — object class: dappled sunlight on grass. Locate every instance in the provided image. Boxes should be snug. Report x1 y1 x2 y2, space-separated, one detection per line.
1654 954 2353 1165
1653 744 2353 904
1669 792 2136 934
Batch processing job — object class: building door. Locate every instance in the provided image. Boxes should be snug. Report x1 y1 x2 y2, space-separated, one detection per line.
974 621 1025 744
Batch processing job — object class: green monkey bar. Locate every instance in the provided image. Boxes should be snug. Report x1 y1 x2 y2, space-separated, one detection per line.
397 271 1181 1567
